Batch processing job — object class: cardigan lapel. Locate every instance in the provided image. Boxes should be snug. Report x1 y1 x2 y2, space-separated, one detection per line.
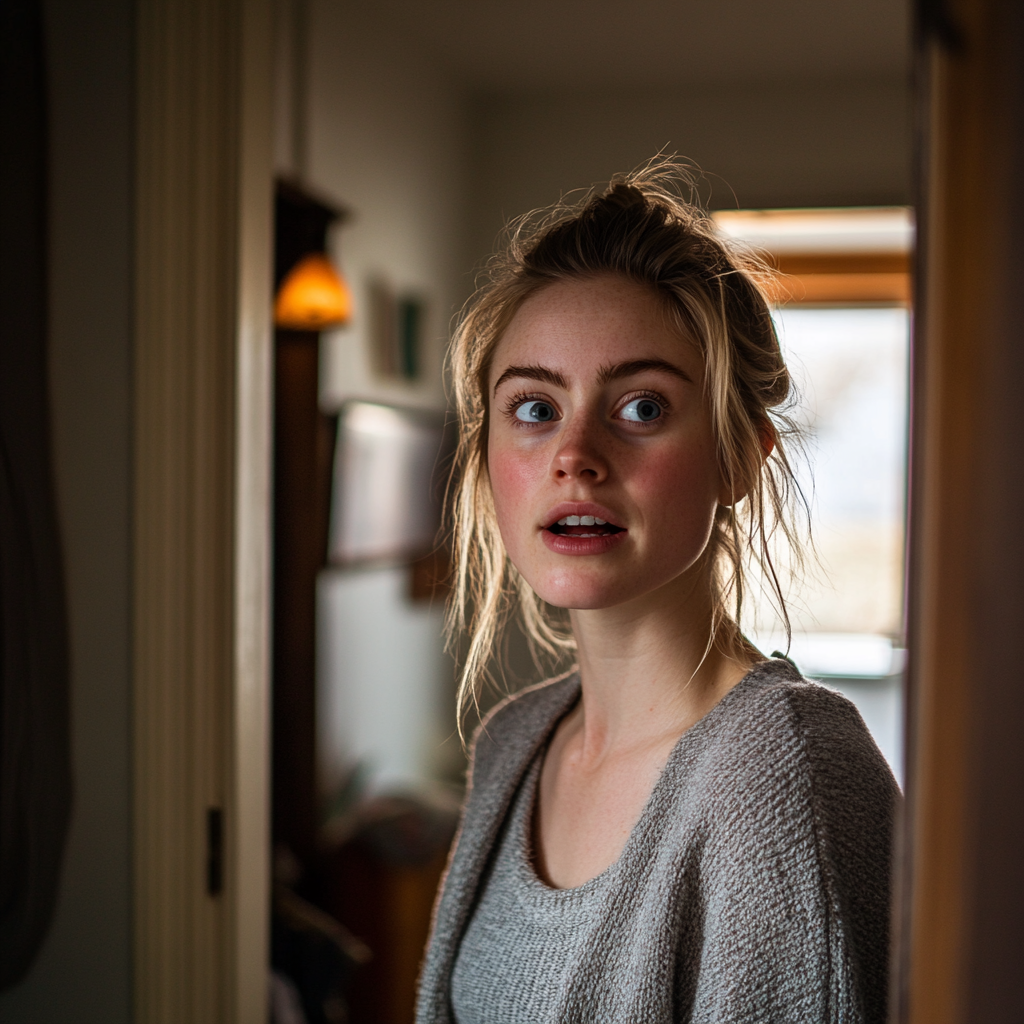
416 672 581 1023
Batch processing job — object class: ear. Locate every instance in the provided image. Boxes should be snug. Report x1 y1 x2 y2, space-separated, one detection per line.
757 417 776 461
717 417 775 507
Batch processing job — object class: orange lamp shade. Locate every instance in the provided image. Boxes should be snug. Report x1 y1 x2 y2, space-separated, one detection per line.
274 253 353 330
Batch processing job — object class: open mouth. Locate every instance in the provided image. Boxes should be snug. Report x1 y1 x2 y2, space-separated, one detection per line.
545 514 625 539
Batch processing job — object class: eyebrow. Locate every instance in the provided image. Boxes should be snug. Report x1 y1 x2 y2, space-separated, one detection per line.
597 358 694 385
491 357 694 396
492 364 569 394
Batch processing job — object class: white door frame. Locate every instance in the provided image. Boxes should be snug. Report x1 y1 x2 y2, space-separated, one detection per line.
133 1 273 1020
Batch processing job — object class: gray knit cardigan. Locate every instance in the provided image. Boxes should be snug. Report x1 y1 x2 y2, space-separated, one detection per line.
417 659 899 1024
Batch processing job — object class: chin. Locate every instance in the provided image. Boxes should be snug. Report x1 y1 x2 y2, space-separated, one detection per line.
529 573 635 612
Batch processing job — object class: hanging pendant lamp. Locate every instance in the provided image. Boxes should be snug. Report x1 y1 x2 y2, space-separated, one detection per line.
274 252 353 331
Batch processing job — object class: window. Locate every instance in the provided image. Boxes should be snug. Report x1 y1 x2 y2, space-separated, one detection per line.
715 208 913 782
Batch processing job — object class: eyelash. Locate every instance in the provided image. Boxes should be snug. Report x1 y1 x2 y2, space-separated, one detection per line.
619 388 669 410
617 389 671 424
502 389 671 423
503 391 546 419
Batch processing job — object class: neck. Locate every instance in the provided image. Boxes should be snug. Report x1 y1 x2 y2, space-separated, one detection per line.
567 571 756 757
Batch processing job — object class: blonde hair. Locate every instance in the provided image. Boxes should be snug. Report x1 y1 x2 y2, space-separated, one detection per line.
446 160 806 726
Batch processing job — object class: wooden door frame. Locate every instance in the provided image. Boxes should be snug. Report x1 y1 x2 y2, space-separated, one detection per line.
133 1 273 1020
899 0 1024 1019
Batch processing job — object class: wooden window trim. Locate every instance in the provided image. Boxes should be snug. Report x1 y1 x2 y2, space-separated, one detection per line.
762 251 912 305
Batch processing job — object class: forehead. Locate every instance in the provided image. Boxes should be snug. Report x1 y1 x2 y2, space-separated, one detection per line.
490 275 700 385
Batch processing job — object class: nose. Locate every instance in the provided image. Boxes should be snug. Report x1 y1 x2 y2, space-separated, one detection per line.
551 413 609 484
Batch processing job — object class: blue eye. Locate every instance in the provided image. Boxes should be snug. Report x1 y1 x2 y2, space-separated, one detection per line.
621 398 663 422
515 400 556 423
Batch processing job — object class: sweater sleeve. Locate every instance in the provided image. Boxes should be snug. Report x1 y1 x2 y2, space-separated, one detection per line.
685 683 898 1024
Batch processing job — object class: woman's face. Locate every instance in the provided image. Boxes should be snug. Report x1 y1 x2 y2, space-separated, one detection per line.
487 274 729 611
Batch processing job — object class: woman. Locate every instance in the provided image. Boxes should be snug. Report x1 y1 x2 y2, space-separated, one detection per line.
417 164 899 1023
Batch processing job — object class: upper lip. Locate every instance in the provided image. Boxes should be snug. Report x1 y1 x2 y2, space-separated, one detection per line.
541 502 624 530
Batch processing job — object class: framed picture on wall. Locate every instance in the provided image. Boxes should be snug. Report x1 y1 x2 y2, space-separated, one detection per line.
327 400 448 565
368 278 427 382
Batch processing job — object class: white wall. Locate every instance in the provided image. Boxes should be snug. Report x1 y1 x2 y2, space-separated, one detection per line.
301 2 469 413
318 568 451 793
295 1 466 794
468 77 911 263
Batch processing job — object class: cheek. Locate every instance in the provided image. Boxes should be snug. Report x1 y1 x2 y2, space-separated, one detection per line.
628 440 721 537
487 435 544 543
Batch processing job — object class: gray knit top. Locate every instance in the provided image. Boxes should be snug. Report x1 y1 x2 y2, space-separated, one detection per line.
450 749 606 1023
417 659 900 1024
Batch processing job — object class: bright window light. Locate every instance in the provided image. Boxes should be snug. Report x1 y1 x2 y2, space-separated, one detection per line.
720 207 912 784
713 206 914 254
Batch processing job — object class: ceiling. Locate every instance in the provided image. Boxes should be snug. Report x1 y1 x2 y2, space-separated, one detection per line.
364 0 911 91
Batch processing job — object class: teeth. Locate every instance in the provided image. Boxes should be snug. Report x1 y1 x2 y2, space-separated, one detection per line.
555 514 611 527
